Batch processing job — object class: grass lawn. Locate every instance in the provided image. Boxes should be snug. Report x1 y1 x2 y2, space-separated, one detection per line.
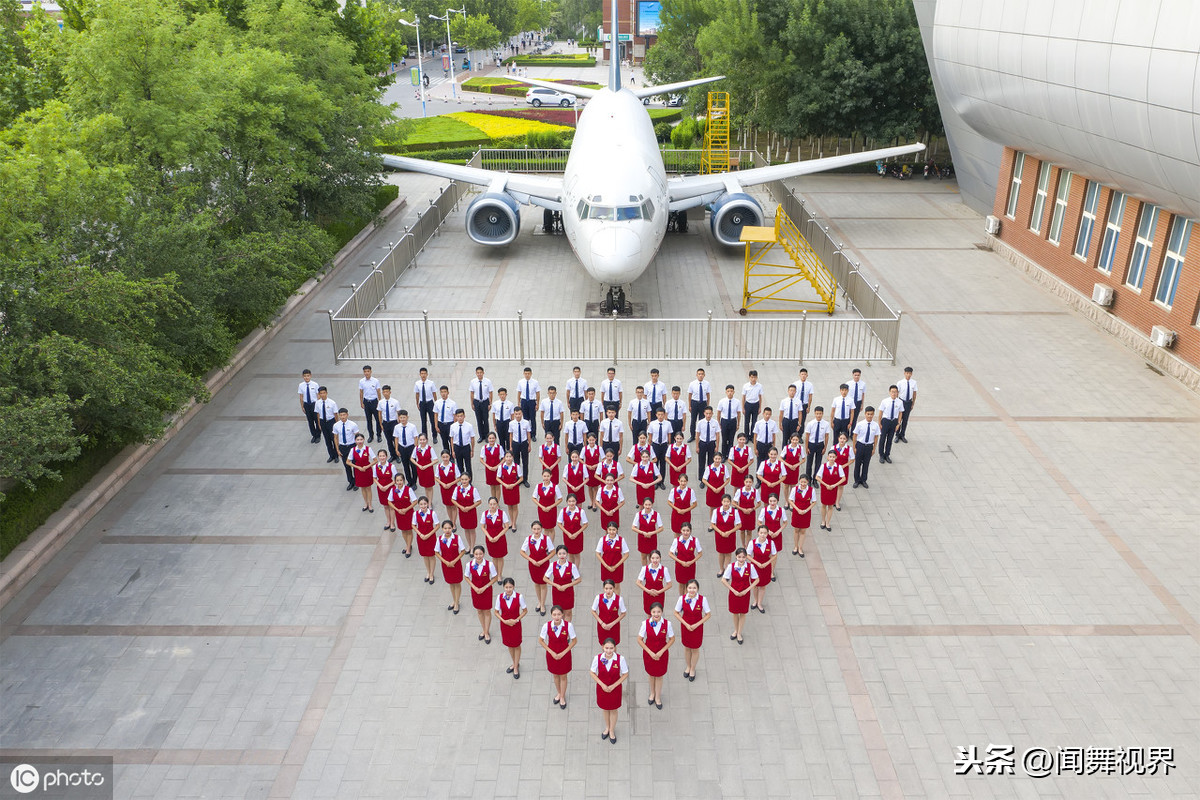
402 115 490 149
446 112 571 139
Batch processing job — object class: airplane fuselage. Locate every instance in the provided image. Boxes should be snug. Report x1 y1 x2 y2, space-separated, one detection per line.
560 89 669 287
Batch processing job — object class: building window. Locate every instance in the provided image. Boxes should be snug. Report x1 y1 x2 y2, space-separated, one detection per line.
1154 217 1192 308
1048 170 1072 244
1074 181 1101 260
1097 191 1126 273
1125 204 1160 290
1005 152 1025 218
1029 162 1051 233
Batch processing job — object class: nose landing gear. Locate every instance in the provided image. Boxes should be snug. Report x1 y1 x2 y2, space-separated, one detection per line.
600 285 631 316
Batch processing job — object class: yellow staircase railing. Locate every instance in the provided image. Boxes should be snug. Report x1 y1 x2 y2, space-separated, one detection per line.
739 207 837 314
701 91 730 175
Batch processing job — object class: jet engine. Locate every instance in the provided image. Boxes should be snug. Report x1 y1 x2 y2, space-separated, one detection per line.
466 193 521 246
709 192 763 245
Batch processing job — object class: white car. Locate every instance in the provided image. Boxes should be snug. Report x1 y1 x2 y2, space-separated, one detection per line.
526 87 575 108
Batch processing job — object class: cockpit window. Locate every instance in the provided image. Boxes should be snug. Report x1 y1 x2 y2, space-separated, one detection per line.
582 204 642 221
615 206 641 221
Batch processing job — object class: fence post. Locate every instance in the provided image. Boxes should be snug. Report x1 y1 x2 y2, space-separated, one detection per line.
705 310 713 366
328 310 340 365
518 310 526 365
892 310 902 365
798 310 807 365
611 310 619 365
422 309 433 366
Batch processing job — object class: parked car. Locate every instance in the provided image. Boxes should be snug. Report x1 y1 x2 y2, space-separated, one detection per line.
526 87 575 108
666 94 683 107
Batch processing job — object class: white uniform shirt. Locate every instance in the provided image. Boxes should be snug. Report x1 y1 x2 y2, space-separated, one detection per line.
434 397 458 424
491 399 514 424
673 594 711 615
539 398 565 422
591 593 628 613
538 621 577 644
805 418 830 446
509 418 532 443
358 376 381 401
664 398 687 423
849 379 866 405
469 377 494 404
878 397 904 421
627 397 651 422
495 591 527 614
394 422 419 447
332 419 360 446
600 378 623 404
687 379 711 404
580 399 604 424
752 418 779 446
831 395 854 421
778 396 801 421
378 397 401 423
791 379 815 407
413 378 436 404
636 564 672 586
696 418 719 443
742 382 765 404
517 377 540 403
565 419 588 446
898 377 918 403
544 560 581 585
449 420 476 448
314 398 338 422
298 380 318 404
601 418 624 444
566 376 589 403
648 419 672 445
643 381 666 406
590 652 629 676
637 618 675 640
464 558 497 582
668 535 704 559
853 419 880 445
718 396 742 421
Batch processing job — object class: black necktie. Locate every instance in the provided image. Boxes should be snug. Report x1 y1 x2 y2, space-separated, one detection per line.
384 403 390 422
341 426 348 445
400 427 407 446
421 384 427 402
700 385 706 403
789 399 794 418
863 425 871 444
305 384 312 402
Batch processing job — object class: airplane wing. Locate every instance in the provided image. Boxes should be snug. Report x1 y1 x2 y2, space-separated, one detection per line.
501 76 601 99
381 154 564 209
667 143 926 209
630 76 726 100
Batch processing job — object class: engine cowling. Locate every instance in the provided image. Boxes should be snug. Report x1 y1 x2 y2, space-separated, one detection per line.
466 192 521 246
709 192 764 245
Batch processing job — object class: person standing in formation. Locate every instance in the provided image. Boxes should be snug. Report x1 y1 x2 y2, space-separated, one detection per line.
389 474 416 557
644 368 667 416
347 433 375 511
636 549 673 614
452 473 481 549
491 387 514 450
413 495 438 582
781 433 804 494
449 409 475 481
638 603 675 709
520 522 553 616
413 367 437 444
517 367 541 440
465 546 498 644
591 638 629 744
748 526 778 613
394 412 419 487
831 384 854 444
896 366 918 442
832 433 853 510
673 579 711 681
433 386 457 451
734 476 758 550
758 494 785 558
556 493 588 567
596 523 631 593
540 386 565 446
534 469 563 532
540 606 577 709
481 496 510 578
479 432 504 500
852 407 880 490
805 406 830 480
435 451 460 525
648 409 673 488
538 433 562 486
412 433 435 494
668 522 702 596
582 434 603 511
632 498 663 567
694 405 719 480
665 385 688 441
358 365 382 444
702 451 729 509
499 450 523 523
717 385 742 457
721 547 758 645
742 370 765 440
565 366 588 414
666 433 691 489
600 367 623 415
710 494 738 577
877 386 904 464
373 449 395 531
564 409 588 458
508 408 532 487
298 369 321 444
332 409 360 490
793 368 815 433
564 450 589 518
817 451 846 532
727 434 752 490
494 578 527 679
435 520 467 614
545 545 582 622
789 475 814 558
668 474 696 536
378 385 401 463
597 473 626 533
687 368 711 442
469 366 494 440
580 387 604 441
314 387 339 463
591 579 627 646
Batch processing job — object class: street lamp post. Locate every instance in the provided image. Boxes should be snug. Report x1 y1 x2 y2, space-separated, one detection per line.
430 6 466 101
398 13 427 118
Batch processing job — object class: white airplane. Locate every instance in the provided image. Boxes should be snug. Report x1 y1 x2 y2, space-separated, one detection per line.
382 5 924 312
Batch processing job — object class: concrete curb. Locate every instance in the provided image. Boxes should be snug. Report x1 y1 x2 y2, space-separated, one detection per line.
0 197 409 609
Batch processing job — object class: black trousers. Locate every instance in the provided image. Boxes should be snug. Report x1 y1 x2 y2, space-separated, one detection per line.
437 421 453 453
696 441 715 481
584 419 600 439
398 445 416 486
630 419 648 441
494 420 510 448
303 402 320 439
602 400 621 415
363 399 380 438
854 442 873 484
511 440 530 480
320 418 337 459
850 400 863 429
382 420 399 461
601 441 620 458
337 443 354 485
543 419 561 445
567 396 583 413
689 400 705 437
566 441 584 458
743 402 761 439
649 401 663 417
417 401 436 440
472 400 490 439
520 400 538 438
781 417 798 446
798 404 810 434
899 401 914 438
719 420 738 456
755 441 771 465
805 443 825 480
454 445 473 480
832 418 850 443
652 442 669 485
879 418 898 458
670 419 684 438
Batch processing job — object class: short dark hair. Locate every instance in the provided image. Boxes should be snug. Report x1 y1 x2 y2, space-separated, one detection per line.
302 369 312 375
318 385 328 393
381 384 391 391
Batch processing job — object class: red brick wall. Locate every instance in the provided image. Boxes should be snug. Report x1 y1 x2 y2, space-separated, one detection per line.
992 147 1200 366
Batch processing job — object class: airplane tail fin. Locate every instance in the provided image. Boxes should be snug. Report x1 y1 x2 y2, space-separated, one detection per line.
608 0 620 91
631 75 726 100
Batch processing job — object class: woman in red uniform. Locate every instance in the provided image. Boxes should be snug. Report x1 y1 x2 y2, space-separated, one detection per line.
631 498 663 567
539 434 562 486
781 434 804 493
637 603 675 709
347 434 375 512
388 475 416 558
519 522 553 616
597 474 626 532
564 450 589 513
373 449 395 531
595 523 631 593
590 638 629 743
630 449 660 508
667 474 696 535
832 433 853 511
596 449 624 489
435 450 460 524
493 577 527 678
498 451 523 523
412 433 435 493
435 520 466 613
666 433 691 488
756 447 784 506
413 495 438 582
582 433 602 510
625 433 652 469
478 432 504 501
668 523 702 597
452 473 481 550
709 494 738 577
533 471 562 534
757 494 785 558
788 475 815 558
721 547 758 644
465 545 498 643
635 550 673 614
748 526 777 613
702 452 730 509
817 450 846 532
728 434 752 488
556 494 588 567
539 606 577 709
590 579 627 646
544 544 582 622
734 476 759 550
673 579 711 681
481 497 511 577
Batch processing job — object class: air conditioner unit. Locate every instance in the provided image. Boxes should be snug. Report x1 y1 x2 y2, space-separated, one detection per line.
1150 326 1176 348
984 215 1001 235
1091 283 1114 307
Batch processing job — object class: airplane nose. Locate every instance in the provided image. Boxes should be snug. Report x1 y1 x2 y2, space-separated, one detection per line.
589 227 643 283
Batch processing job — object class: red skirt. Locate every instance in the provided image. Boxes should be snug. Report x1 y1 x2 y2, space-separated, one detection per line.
485 528 509 559
500 619 522 648
596 621 621 646
752 557 773 585
680 622 703 650
642 649 669 678
438 484 455 507
635 484 656 507
440 557 462 584
714 528 736 555
636 532 658 555
596 682 622 710
551 585 575 610
502 483 521 507
599 560 624 585
820 484 839 506
546 648 572 675
471 586 493 610
562 529 584 555
458 506 479 530
728 589 750 615
416 530 436 557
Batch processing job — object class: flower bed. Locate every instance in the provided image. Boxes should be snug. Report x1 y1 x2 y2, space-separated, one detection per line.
445 112 572 139
504 53 596 67
471 107 579 127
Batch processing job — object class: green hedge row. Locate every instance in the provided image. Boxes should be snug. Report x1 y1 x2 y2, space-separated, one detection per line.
504 56 596 67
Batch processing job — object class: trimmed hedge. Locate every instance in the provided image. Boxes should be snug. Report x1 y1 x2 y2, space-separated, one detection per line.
648 109 682 123
504 55 596 67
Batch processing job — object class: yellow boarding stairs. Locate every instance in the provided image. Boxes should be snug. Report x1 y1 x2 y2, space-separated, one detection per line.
701 91 730 175
738 207 837 314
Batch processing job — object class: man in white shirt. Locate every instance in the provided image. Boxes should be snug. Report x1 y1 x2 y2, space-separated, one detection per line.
394 410 420 486
565 366 588 414
877 386 905 464
694 406 719 480
830 384 854 443
851 407 881 489
468 366 494 440
627 386 651 440
600 367 623 414
540 386 566 445
687 369 711 442
517 367 541 440
314 386 339 462
848 368 866 430
580 388 604 438
491 388 514 446
664 386 687 439
378 385 402 462
643 369 666 416
413 367 438 443
792 368 815 432
508 408 532 486
433 386 458 450
298 369 321 443
331 409 360 490
896 366 918 443
741 370 765 440
717 385 742 457
778 384 801 446
751 407 779 465
449 409 476 479
600 407 624 457
564 409 588 456
647 408 673 487
358 365 382 443
804 407 830 480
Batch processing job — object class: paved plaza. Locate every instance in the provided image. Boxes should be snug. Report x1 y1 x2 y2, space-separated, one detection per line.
2 173 1198 799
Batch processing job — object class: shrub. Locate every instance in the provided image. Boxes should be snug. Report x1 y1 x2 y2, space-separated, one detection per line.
654 122 672 143
671 117 697 149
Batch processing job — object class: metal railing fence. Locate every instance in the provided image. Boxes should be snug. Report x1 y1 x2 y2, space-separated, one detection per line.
469 148 762 174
